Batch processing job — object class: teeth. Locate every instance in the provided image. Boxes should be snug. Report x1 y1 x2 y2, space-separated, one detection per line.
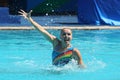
64 38 69 41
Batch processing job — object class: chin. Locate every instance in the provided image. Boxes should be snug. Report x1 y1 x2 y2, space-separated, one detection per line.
65 41 70 44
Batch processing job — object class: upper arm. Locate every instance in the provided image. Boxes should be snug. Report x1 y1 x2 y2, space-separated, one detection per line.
41 30 60 48
40 30 56 43
73 48 86 68
72 48 83 65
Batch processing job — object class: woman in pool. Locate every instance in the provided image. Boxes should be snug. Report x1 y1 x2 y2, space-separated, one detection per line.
19 10 86 68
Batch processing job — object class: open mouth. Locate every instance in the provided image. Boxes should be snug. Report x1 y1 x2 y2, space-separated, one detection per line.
64 37 70 41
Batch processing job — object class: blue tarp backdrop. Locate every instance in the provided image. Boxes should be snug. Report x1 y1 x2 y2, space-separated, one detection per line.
78 0 120 25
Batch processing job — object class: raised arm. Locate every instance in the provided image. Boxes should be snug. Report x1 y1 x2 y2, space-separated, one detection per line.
18 10 56 44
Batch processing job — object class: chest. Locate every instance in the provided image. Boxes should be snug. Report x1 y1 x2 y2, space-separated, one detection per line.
52 48 73 62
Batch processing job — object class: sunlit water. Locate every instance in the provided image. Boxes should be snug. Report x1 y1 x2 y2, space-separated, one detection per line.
0 30 120 80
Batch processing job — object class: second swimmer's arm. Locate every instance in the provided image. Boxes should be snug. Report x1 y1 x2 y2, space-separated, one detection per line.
19 10 56 44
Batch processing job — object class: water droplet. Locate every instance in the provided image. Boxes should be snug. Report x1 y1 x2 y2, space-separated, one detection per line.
52 10 54 12
46 3 49 6
50 19 53 22
45 13 48 16
45 23 48 26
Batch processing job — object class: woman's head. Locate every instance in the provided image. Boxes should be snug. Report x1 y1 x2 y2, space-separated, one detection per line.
60 28 72 44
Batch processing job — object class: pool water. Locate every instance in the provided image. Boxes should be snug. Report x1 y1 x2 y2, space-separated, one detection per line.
0 30 120 80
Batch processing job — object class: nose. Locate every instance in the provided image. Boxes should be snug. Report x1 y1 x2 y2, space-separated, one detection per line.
64 34 69 38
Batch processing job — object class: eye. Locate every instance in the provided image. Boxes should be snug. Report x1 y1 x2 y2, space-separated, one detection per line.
67 33 71 35
62 33 71 35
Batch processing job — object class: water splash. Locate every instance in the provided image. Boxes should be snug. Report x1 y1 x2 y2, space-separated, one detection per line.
85 57 106 72
14 60 38 68
0 55 106 74
39 59 81 75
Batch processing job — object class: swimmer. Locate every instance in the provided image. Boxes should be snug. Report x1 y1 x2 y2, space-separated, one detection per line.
18 10 86 68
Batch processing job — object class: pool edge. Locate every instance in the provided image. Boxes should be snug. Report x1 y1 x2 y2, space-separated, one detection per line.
0 26 120 30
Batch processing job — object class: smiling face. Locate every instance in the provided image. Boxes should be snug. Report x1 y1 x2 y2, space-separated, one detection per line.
60 28 72 44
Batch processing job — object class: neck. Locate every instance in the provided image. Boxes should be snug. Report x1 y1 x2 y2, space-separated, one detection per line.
61 42 71 49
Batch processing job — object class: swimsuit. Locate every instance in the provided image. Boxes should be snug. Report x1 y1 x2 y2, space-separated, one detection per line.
52 47 74 66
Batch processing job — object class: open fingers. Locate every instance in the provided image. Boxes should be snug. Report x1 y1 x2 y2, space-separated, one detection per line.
18 9 27 15
29 10 33 13
18 11 23 15
18 9 33 19
20 9 26 14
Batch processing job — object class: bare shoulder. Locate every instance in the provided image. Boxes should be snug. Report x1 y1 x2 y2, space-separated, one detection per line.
73 48 81 54
53 38 60 48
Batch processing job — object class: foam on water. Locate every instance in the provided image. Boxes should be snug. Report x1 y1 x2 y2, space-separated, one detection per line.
37 58 106 75
0 54 106 75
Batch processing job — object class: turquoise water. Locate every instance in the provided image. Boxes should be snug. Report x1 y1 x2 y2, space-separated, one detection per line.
0 30 120 80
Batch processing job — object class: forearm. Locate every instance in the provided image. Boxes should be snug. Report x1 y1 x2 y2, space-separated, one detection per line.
28 17 45 32
18 9 56 43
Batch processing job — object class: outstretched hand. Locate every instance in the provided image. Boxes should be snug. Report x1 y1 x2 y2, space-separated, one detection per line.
18 9 32 20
